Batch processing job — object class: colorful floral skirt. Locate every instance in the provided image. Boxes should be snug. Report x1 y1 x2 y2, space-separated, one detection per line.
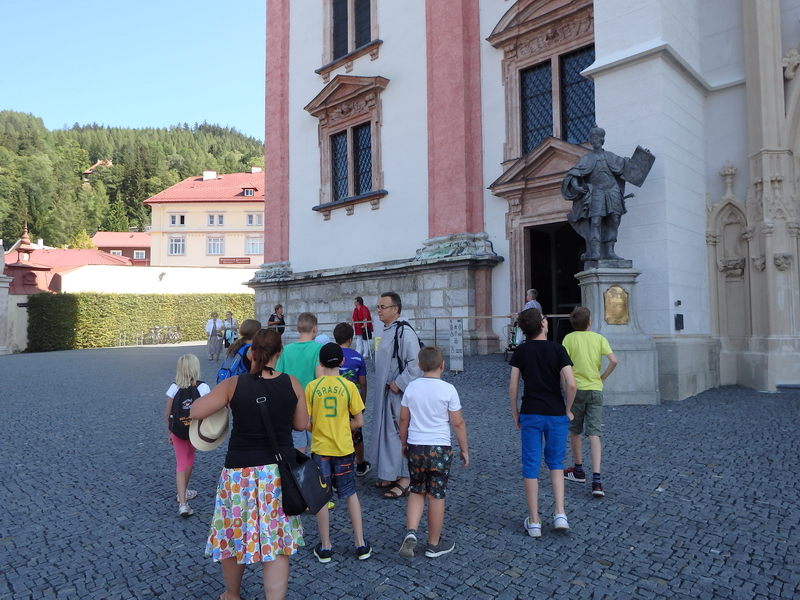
205 465 304 564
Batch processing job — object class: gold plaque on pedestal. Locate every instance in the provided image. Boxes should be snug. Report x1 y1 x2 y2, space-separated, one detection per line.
604 285 629 325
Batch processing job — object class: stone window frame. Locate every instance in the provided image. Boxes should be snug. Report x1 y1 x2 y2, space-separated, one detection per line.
168 237 185 255
206 236 225 256
245 235 264 255
488 0 594 165
305 75 389 220
246 213 263 227
169 213 186 227
317 0 382 83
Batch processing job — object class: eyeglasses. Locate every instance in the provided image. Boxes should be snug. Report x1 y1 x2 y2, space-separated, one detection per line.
376 304 397 310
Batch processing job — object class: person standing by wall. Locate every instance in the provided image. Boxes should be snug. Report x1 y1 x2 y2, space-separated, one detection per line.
205 312 224 361
268 304 286 336
352 296 373 357
221 311 239 350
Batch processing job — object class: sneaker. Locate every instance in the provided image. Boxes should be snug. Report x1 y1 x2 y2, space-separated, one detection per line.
356 461 372 477
176 490 197 503
564 467 586 483
398 529 417 558
523 517 542 538
313 544 333 563
553 513 570 531
327 500 335 511
425 538 455 558
592 481 605 497
178 503 193 518
356 541 372 560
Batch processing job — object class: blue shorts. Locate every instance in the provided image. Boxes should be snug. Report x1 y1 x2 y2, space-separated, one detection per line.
519 413 570 479
312 453 356 500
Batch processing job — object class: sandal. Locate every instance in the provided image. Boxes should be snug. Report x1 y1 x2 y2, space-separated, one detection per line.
374 480 398 489
383 484 409 499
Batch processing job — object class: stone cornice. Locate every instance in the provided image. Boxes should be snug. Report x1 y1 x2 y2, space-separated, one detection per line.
582 39 744 94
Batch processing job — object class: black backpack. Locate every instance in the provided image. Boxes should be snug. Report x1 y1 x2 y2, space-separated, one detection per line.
169 380 204 440
217 343 251 384
392 321 425 374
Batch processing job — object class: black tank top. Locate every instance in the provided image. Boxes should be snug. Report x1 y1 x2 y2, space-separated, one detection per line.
224 372 298 469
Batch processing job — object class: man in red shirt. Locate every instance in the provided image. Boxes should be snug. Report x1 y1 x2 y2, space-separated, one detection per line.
352 296 373 358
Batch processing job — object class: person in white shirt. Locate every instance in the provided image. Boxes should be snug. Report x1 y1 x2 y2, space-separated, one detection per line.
397 346 469 559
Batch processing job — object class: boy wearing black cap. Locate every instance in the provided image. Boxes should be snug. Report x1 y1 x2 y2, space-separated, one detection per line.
305 343 371 562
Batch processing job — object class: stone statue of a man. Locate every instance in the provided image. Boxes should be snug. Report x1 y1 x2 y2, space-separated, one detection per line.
561 127 653 263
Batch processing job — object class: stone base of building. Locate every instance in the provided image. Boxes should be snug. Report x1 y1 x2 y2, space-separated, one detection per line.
249 238 503 356
719 336 800 392
653 335 720 400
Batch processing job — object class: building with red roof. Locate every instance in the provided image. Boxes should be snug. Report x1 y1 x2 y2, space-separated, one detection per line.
92 231 151 265
144 169 266 268
3 228 131 294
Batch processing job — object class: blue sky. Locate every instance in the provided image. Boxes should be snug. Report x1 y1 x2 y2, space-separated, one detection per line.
0 1 266 141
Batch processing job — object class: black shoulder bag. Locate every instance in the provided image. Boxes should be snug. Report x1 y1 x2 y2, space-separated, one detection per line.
254 375 332 516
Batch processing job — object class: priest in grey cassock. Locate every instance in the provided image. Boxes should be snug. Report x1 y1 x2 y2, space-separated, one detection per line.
371 292 423 500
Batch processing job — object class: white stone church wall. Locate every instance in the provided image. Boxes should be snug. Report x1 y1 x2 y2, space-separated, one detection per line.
480 0 514 329
287 0 430 273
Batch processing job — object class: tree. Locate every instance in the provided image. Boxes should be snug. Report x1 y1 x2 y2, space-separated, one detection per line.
68 229 96 249
101 199 130 232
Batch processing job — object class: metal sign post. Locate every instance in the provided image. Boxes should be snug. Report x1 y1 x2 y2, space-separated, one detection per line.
448 318 464 372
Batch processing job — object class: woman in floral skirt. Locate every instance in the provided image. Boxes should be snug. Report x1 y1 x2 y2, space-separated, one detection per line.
191 328 309 600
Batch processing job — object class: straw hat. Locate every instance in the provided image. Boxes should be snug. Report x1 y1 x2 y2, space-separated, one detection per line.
189 407 229 451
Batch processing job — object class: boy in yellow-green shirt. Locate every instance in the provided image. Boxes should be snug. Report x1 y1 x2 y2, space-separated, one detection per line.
305 343 370 562
561 307 618 498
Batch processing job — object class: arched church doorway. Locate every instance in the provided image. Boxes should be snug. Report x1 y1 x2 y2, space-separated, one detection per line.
529 221 583 341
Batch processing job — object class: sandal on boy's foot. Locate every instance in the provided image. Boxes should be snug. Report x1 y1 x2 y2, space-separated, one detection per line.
356 461 372 476
398 529 417 558
383 484 409 499
373 479 398 489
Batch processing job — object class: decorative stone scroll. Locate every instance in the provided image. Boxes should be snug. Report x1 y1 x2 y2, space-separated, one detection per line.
774 253 792 271
782 47 800 80
718 257 746 282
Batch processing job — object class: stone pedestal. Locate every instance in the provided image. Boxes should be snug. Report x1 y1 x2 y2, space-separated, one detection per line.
575 267 659 405
0 274 12 355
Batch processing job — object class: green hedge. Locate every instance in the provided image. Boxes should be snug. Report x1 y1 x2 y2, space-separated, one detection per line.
26 292 255 352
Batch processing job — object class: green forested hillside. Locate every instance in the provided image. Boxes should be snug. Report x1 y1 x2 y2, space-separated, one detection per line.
0 110 264 247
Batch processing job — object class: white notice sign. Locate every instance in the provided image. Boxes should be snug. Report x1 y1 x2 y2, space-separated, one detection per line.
449 319 464 372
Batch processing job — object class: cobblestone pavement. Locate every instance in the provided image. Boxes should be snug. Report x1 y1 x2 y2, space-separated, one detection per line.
1 344 799 599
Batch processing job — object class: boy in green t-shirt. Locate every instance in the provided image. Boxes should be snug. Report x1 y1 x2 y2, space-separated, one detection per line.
276 311 322 452
305 343 371 562
561 307 618 497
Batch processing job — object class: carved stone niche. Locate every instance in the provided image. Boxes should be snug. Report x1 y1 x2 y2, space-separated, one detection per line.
774 253 792 271
718 257 746 282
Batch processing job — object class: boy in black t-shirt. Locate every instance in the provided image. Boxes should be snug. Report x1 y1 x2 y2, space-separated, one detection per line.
509 308 577 538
